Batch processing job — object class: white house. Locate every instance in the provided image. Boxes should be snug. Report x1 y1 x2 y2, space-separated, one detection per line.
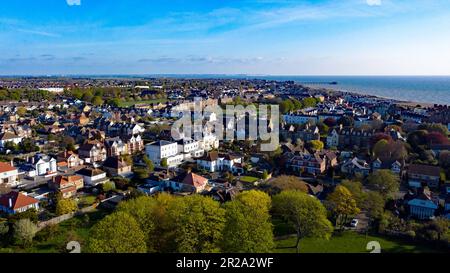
0 132 23 149
75 168 108 186
177 139 204 160
200 132 220 151
197 152 244 174
0 162 19 187
30 154 57 177
145 141 183 167
127 124 145 135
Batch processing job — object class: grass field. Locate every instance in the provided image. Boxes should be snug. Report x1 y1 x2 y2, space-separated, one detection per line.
0 209 108 253
275 232 442 253
239 176 259 183
118 99 167 107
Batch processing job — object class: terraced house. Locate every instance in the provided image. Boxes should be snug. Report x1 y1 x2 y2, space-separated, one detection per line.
285 152 326 175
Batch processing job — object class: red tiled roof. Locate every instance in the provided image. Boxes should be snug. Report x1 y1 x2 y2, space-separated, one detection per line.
182 172 208 188
0 162 16 173
0 191 39 210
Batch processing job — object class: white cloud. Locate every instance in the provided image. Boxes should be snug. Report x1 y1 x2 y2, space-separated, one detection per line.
366 0 382 6
66 0 81 6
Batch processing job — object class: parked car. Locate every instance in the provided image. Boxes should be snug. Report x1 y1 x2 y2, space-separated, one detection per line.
350 219 359 228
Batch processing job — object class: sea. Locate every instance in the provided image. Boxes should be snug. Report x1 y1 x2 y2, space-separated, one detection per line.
141 75 450 105
12 74 450 105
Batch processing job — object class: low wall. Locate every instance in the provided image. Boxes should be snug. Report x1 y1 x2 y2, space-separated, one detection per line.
37 204 98 230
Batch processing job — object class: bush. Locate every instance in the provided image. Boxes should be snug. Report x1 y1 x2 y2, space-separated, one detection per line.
56 199 78 216
13 219 38 247
102 182 116 192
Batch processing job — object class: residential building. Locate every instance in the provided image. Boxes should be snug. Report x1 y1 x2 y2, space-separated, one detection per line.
0 132 23 148
341 157 371 177
56 151 84 170
0 191 39 215
286 152 326 175
49 175 84 199
123 134 144 154
105 137 129 157
408 189 438 220
372 158 403 175
326 128 340 148
31 154 57 177
408 164 441 189
75 168 108 186
177 138 204 159
78 142 107 164
102 156 133 177
197 152 244 174
0 162 19 187
145 140 183 167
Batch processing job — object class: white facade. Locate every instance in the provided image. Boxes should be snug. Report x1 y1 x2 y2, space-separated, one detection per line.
128 124 145 135
34 156 57 176
283 114 318 125
200 133 220 151
197 155 243 173
0 168 19 187
178 139 204 160
79 172 107 186
146 141 182 167
0 136 23 148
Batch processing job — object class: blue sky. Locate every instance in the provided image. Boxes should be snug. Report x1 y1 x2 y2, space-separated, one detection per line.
1 0 450 75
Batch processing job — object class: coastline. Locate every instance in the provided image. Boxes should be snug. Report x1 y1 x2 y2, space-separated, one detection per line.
305 85 439 108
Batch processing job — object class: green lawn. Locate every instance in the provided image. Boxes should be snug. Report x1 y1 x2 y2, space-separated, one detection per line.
1 209 108 253
119 99 168 107
275 232 442 253
239 176 259 183
78 195 97 207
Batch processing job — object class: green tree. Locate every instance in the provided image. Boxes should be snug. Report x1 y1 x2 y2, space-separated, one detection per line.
168 195 225 253
13 219 38 247
88 211 147 253
102 181 116 192
364 191 385 221
160 158 168 168
340 180 365 208
427 217 449 241
81 90 93 102
55 199 78 216
107 98 121 107
373 139 389 158
263 175 308 195
302 97 318 108
366 170 400 199
117 196 157 252
92 96 104 106
222 191 274 253
0 221 9 236
326 185 360 229
308 140 324 151
143 155 155 172
17 106 27 117
262 170 269 180
272 190 333 253
280 99 294 114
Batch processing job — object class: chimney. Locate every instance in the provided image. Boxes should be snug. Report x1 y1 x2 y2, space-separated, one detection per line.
8 197 12 208
10 160 14 167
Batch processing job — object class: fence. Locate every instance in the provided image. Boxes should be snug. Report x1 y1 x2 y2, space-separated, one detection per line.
37 204 98 230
